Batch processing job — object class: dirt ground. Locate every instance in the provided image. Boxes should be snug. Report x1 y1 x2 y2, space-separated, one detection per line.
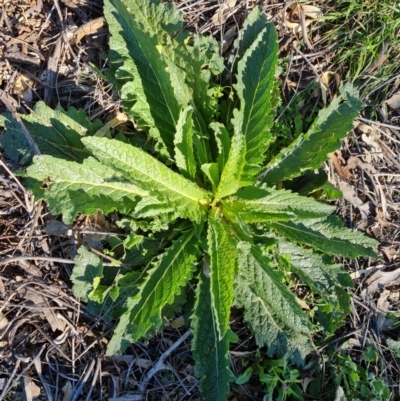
1 0 400 400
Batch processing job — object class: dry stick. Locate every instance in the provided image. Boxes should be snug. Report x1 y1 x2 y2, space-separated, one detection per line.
70 358 96 401
358 116 400 132
297 5 314 51
0 256 75 265
292 45 328 91
33 353 54 401
0 359 22 401
138 330 192 395
85 358 102 401
31 322 73 362
9 346 47 399
0 158 27 194
318 328 363 352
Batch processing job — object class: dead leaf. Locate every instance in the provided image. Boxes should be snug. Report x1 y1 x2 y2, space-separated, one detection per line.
170 315 185 329
62 381 73 401
319 71 340 105
211 0 236 26
376 289 390 331
296 297 310 310
70 17 106 44
0 313 8 330
359 201 373 220
346 156 377 174
302 377 314 393
136 358 151 369
302 5 323 19
382 246 397 261
14 73 34 102
44 219 70 235
222 26 236 54
365 269 400 294
281 3 322 33
329 151 353 180
355 121 379 136
338 181 363 208
350 264 383 280
94 112 128 138
386 92 400 109
24 376 41 401
18 287 66 332
361 132 383 160
376 208 394 228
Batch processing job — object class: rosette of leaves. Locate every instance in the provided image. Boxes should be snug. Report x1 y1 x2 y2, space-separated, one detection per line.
13 0 378 399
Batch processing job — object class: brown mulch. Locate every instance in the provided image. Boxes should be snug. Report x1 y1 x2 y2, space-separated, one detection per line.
1 0 400 400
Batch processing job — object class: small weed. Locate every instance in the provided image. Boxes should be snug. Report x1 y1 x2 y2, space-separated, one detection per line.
236 352 304 401
306 347 390 401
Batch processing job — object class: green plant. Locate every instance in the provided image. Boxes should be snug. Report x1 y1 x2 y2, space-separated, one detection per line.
327 351 390 401
236 352 304 401
0 0 379 399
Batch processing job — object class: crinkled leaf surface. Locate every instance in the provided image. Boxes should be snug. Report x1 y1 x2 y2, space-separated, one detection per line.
262 83 364 184
107 229 199 354
71 247 103 302
133 196 175 219
105 0 184 157
172 34 224 127
278 240 351 332
270 216 378 258
174 106 197 180
233 7 278 182
210 122 231 173
83 137 211 223
214 127 246 200
191 271 235 401
26 155 147 224
207 211 238 339
0 102 100 164
222 186 335 222
235 243 312 364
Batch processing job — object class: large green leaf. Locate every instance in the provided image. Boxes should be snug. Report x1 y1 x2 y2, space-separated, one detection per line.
214 127 246 200
207 211 238 339
107 229 199 355
26 155 147 224
174 106 197 181
233 7 278 182
235 243 312 364
82 137 211 223
222 186 335 222
172 34 224 127
210 122 231 173
277 240 352 332
262 83 364 184
0 102 100 164
270 216 378 258
191 271 235 401
105 0 185 157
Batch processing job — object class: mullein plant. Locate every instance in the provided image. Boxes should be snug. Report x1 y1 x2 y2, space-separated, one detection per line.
0 0 378 399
